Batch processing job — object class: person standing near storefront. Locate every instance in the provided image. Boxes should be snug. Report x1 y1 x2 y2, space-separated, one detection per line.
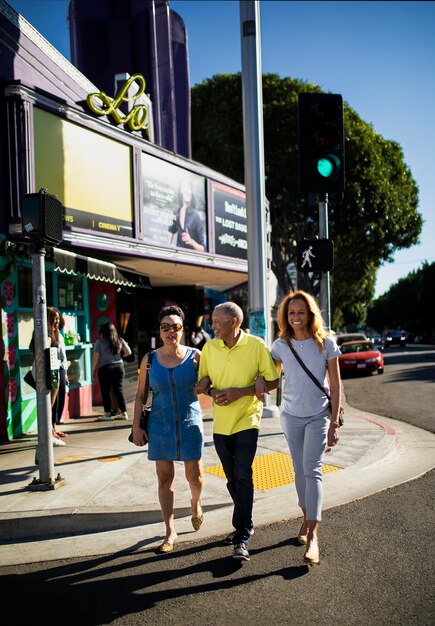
29 307 65 445
131 305 204 554
196 302 279 562
92 322 132 421
48 307 69 432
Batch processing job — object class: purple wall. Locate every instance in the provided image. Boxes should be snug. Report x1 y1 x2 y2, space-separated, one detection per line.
68 0 191 158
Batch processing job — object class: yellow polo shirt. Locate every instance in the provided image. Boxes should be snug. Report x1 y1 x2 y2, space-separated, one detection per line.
198 331 279 435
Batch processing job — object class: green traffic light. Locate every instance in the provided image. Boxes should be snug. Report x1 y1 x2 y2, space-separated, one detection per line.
317 158 334 178
317 154 341 178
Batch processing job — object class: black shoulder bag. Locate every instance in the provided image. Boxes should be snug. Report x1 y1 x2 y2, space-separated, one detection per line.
288 341 344 427
128 351 154 444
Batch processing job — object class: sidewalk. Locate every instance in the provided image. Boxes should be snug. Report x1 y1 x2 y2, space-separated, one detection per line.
0 395 434 567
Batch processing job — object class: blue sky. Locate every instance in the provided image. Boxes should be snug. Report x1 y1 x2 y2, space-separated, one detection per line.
7 0 434 298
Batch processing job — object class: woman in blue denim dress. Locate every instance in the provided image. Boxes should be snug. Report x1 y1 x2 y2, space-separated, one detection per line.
132 305 204 554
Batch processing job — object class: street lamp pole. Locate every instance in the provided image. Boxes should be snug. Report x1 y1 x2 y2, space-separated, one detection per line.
240 1 279 417
239 0 269 344
28 244 57 488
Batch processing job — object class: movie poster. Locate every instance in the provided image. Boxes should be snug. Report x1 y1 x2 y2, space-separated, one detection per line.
142 153 207 252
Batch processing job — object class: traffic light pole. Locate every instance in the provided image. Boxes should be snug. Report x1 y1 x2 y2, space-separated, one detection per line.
28 243 64 491
318 194 331 330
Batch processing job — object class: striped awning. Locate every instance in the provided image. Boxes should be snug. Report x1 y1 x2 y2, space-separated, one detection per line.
53 249 151 289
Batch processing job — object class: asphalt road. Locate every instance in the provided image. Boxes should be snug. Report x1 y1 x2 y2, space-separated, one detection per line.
0 470 433 626
342 344 435 432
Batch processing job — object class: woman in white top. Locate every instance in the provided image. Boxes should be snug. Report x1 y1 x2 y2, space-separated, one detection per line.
270 290 341 565
48 307 68 438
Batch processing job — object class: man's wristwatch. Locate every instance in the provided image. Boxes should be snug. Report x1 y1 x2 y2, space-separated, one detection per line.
207 386 214 397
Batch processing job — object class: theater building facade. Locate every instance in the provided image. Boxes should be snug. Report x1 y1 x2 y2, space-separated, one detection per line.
0 1 249 440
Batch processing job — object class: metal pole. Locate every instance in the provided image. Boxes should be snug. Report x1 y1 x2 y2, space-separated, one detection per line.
29 244 64 490
318 193 331 330
240 1 279 417
239 0 269 344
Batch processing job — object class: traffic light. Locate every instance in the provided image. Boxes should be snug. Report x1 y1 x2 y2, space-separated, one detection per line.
21 188 64 246
297 238 334 273
298 93 345 194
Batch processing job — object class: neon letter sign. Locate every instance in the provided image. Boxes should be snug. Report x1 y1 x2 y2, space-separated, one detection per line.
87 74 151 137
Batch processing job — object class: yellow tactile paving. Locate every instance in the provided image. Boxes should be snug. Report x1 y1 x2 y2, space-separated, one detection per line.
204 451 342 491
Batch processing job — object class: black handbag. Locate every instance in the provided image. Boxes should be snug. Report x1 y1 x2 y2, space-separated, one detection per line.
24 369 36 390
288 341 344 427
128 351 154 444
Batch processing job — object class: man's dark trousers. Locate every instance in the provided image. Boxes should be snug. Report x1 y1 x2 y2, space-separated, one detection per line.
213 428 258 545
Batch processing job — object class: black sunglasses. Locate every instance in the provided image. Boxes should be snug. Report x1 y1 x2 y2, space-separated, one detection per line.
160 323 183 332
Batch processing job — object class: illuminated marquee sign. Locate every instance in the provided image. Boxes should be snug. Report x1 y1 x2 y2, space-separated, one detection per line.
87 74 152 139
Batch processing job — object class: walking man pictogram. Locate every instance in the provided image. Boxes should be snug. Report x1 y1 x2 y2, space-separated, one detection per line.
301 245 315 269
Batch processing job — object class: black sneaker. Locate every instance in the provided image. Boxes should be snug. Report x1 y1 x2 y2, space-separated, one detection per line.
224 531 236 545
233 543 250 561
224 528 254 545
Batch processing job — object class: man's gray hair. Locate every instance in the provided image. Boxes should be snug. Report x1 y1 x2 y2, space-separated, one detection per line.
215 302 244 325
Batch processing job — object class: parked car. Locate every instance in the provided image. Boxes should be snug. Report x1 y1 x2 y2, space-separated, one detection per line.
367 333 384 350
339 340 384 375
384 329 407 348
336 332 367 347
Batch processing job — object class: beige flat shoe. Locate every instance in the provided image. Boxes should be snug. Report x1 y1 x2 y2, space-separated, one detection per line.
304 538 320 564
156 540 175 554
297 523 308 545
191 513 204 531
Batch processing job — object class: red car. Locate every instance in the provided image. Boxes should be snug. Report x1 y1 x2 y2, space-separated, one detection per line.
339 340 384 375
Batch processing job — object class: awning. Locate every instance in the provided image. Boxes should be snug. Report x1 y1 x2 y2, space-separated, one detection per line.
53 249 151 289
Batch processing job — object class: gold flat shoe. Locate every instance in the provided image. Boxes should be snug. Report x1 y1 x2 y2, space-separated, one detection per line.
156 540 175 554
191 513 204 531
297 523 308 545
304 540 320 565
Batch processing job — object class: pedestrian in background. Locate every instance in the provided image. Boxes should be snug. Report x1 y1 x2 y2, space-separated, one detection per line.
270 290 341 565
131 305 204 554
191 315 211 350
196 302 279 562
92 322 132 421
29 306 64 446
48 307 68 434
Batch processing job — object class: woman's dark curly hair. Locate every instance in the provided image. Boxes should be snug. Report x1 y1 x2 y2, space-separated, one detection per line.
158 305 185 324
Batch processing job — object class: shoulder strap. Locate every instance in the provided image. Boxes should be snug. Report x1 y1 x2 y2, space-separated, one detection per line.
287 341 331 402
142 351 154 405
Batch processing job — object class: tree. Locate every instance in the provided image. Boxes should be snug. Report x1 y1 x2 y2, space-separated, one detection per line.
368 262 435 341
191 73 422 327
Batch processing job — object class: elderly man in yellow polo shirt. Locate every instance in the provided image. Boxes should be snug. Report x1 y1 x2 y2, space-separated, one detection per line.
196 301 279 562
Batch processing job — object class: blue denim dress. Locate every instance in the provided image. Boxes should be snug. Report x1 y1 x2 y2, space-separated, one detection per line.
147 348 203 461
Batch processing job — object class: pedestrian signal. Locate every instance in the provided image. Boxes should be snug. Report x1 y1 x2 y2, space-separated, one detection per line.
298 93 345 194
21 188 64 246
297 239 334 273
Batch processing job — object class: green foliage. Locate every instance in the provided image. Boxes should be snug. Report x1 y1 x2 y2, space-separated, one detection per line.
191 73 422 326
368 262 435 340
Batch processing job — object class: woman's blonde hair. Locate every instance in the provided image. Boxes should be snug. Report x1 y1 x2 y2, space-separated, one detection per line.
276 290 328 350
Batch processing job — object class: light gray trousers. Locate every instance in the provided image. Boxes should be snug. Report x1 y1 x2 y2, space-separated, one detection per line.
280 410 329 521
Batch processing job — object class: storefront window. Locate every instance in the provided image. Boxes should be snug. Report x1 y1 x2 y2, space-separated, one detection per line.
57 275 84 310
